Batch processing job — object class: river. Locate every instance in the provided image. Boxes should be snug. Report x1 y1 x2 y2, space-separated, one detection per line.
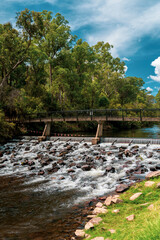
0 124 160 240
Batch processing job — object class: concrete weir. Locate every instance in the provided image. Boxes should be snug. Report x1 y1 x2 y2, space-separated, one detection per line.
46 136 160 145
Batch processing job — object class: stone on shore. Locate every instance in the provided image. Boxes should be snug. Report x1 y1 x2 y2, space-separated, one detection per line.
145 181 155 187
112 209 120 214
116 184 129 193
85 221 94 230
148 204 154 210
75 229 85 237
85 234 91 238
96 202 103 208
104 196 112 206
104 195 122 206
111 195 122 204
130 192 142 201
146 171 160 180
91 237 104 240
126 214 135 221
90 217 102 225
85 217 102 230
87 215 97 218
93 207 108 214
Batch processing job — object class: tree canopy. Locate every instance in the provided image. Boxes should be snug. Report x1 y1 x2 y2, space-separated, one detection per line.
0 9 155 118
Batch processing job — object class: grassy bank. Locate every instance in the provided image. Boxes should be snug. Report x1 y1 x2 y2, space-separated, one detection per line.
84 177 160 240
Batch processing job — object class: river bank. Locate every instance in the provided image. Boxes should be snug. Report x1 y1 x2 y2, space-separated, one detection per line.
80 173 160 240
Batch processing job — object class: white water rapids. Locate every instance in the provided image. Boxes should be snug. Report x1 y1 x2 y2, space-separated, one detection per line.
0 137 160 205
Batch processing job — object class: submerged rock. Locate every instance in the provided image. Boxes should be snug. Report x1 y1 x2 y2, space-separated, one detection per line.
81 165 91 171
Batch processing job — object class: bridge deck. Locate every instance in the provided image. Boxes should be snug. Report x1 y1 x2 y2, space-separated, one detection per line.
24 116 160 123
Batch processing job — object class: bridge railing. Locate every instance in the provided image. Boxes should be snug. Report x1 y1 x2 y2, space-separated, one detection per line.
14 108 160 122
142 109 160 118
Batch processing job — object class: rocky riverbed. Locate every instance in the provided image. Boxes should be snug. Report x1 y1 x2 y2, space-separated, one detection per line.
0 137 160 239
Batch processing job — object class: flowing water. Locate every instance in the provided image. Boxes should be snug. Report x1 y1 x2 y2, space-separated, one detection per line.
1 125 160 239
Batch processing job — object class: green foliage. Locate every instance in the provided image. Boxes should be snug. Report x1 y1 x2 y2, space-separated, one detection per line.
0 110 15 141
15 89 45 115
98 96 109 108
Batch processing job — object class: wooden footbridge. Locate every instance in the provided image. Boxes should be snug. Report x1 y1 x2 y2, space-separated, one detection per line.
7 108 160 144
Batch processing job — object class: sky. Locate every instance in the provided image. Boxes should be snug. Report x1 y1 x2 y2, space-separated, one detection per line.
1 0 160 96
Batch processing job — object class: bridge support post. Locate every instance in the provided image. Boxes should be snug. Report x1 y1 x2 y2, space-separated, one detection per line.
92 121 104 145
38 122 51 142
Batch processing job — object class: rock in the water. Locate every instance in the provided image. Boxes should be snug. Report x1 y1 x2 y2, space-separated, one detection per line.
105 166 115 173
58 151 67 157
0 164 6 168
38 170 45 175
147 152 153 158
57 160 66 165
68 169 75 173
81 165 91 171
116 184 129 193
28 166 35 170
0 151 4 157
150 166 156 171
156 164 160 170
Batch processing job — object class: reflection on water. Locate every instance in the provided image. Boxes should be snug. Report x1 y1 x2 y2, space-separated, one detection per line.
77 124 160 139
105 124 160 139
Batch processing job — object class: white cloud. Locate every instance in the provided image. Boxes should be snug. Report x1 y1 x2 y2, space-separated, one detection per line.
146 87 153 92
124 65 128 72
150 57 160 82
122 57 130 62
1 0 160 59
69 0 160 57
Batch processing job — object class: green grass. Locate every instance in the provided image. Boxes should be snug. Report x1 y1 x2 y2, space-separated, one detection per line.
84 177 160 240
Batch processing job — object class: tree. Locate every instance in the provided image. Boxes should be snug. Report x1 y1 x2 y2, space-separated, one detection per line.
0 9 46 94
41 12 76 86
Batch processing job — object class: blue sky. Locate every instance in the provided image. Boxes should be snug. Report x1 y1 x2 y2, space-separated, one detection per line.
1 0 160 96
